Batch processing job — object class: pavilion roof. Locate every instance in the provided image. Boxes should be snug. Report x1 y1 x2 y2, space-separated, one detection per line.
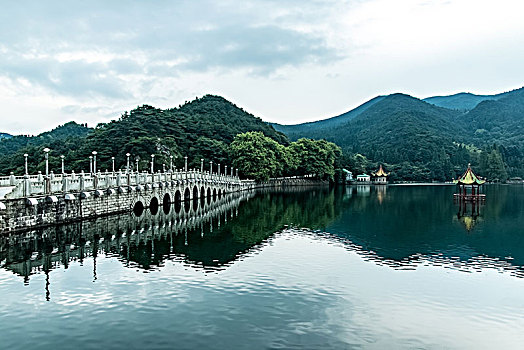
372 165 389 177
454 164 485 185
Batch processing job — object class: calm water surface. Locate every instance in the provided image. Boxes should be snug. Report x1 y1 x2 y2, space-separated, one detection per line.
1 185 524 349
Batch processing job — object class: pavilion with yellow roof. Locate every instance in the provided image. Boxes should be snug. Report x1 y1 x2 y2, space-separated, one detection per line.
372 165 389 184
453 163 486 201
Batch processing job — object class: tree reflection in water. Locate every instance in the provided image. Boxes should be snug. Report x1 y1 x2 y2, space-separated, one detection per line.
2 184 524 292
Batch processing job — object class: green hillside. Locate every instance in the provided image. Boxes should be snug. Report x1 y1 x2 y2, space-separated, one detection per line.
272 95 385 138
275 92 522 181
423 87 524 111
0 95 288 176
0 133 12 139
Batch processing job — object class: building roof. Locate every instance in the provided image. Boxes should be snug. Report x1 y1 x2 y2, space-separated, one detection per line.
357 174 369 177
454 163 486 185
373 165 389 177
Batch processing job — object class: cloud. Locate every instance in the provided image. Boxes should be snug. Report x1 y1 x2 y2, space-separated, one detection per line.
0 0 343 101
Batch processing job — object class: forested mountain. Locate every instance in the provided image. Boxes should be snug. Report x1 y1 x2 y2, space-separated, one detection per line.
0 133 12 139
273 95 385 137
0 95 288 175
423 87 524 111
274 90 524 182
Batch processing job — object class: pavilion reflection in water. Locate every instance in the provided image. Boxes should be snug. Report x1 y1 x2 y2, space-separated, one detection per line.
0 190 256 291
453 164 486 232
454 198 483 232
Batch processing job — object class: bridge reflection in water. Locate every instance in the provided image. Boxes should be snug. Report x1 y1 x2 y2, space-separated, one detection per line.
0 186 338 298
2 185 524 301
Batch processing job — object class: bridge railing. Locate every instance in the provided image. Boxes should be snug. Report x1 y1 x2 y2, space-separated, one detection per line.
2 169 243 199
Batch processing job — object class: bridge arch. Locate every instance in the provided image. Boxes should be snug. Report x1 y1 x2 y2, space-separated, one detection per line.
200 186 205 199
149 197 159 215
193 185 198 199
133 201 144 217
184 187 191 201
163 193 171 215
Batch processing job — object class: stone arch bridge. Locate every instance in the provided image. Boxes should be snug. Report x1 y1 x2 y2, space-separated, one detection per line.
0 169 255 233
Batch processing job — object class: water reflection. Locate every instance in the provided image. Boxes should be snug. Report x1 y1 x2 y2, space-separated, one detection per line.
329 184 524 278
2 184 524 295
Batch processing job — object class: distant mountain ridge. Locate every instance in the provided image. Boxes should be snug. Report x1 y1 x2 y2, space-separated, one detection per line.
273 87 524 181
273 95 385 137
423 87 524 110
0 132 12 139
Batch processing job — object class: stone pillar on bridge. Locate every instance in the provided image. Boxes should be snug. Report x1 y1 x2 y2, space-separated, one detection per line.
45 175 51 194
62 175 69 192
80 171 85 191
23 175 31 197
9 172 15 186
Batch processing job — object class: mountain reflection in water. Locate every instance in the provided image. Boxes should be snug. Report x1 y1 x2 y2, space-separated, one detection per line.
1 184 524 288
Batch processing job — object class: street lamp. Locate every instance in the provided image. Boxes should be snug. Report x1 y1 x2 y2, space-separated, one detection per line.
126 153 131 173
24 154 29 175
170 155 173 172
209 161 213 174
111 157 115 173
60 155 65 174
184 156 188 172
135 157 139 172
89 156 93 173
150 154 155 174
200 159 204 173
43 148 50 176
162 163 166 173
225 165 228 177
218 163 221 176
92 151 97 174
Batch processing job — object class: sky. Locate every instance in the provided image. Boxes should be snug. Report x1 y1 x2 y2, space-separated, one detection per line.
1 0 524 135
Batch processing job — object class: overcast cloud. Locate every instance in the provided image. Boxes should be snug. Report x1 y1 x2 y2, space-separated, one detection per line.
1 0 524 134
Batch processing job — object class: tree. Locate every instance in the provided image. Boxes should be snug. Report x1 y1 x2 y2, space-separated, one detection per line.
230 132 280 182
289 138 341 180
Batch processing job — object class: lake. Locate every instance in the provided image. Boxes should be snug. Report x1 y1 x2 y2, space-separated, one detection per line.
1 184 523 349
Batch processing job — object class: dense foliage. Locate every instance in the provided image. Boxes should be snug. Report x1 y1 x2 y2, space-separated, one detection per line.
230 132 341 182
0 95 287 176
274 90 524 182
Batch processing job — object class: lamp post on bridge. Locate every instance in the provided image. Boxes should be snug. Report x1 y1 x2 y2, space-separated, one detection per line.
24 153 29 175
126 153 131 173
200 159 204 173
43 148 50 177
60 155 65 174
111 157 115 173
210 161 213 174
231 167 234 177
225 165 228 177
89 156 93 174
218 164 221 177
163 163 166 173
170 155 173 172
135 157 139 172
184 156 188 172
92 151 97 174
150 154 155 174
